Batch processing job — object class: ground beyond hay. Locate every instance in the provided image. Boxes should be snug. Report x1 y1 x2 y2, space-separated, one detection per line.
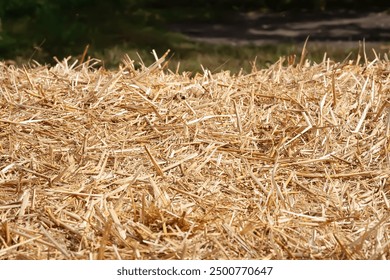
0 51 389 260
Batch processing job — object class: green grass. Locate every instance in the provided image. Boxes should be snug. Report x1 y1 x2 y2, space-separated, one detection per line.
10 36 381 75
2 7 387 74
91 40 373 75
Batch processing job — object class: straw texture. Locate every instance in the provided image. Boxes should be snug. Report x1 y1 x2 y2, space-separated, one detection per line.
1 52 389 259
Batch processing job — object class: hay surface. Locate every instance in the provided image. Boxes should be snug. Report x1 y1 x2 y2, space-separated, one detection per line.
1 53 390 260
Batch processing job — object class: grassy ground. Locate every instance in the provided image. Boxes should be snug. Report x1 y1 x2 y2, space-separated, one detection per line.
90 40 375 74
1 6 387 74
5 23 378 75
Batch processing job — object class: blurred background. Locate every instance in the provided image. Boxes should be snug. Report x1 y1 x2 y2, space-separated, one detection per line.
0 0 389 73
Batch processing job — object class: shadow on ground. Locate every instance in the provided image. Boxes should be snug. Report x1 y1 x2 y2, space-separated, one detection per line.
168 10 390 46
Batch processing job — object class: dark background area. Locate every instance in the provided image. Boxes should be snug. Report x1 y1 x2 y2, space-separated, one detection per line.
0 0 389 71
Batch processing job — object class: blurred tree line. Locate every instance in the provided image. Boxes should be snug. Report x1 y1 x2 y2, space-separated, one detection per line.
0 0 388 62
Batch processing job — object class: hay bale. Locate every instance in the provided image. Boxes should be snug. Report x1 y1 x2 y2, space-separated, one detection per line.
0 52 389 260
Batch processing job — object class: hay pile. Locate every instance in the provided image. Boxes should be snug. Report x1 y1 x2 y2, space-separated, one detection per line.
0 51 389 260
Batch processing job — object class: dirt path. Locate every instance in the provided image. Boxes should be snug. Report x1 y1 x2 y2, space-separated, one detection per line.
169 10 390 49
